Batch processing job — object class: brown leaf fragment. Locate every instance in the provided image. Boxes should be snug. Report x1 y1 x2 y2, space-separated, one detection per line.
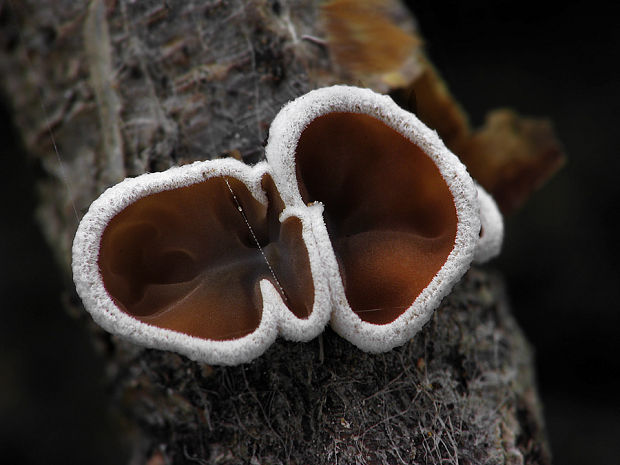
320 0 423 92
459 110 566 214
394 55 471 152
392 56 565 215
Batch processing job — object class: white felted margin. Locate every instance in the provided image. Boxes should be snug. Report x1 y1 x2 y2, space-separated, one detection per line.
265 86 482 353
72 158 331 366
474 184 504 263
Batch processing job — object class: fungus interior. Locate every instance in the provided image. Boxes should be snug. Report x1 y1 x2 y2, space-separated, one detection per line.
295 112 458 324
98 173 314 341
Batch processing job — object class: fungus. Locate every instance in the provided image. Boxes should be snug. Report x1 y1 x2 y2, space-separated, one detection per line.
473 183 504 264
72 86 503 364
266 86 493 352
72 159 331 365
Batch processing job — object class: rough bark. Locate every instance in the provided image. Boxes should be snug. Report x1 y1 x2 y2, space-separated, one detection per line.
0 1 550 463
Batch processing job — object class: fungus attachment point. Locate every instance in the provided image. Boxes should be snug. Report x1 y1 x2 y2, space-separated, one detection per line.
73 86 503 364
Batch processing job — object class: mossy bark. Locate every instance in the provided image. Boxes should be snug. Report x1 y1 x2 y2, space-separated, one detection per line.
0 1 550 463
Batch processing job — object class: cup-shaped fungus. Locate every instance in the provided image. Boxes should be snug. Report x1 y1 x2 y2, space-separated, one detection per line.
72 159 331 365
266 86 493 352
72 86 503 364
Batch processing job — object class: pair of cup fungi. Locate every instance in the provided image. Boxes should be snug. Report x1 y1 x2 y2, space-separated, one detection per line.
73 86 503 366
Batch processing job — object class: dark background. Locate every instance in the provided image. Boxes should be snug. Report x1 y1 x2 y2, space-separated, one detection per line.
1 1 618 464
409 1 620 463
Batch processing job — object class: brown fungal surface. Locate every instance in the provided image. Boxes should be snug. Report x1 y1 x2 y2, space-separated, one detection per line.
98 174 314 341
295 112 458 324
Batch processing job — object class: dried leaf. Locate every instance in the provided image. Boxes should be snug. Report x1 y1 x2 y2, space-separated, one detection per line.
396 55 471 151
393 58 565 214
459 110 565 214
321 0 423 91
320 0 565 214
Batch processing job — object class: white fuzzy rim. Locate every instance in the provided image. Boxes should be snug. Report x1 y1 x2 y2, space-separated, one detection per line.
72 158 331 366
473 183 504 263
265 86 481 353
